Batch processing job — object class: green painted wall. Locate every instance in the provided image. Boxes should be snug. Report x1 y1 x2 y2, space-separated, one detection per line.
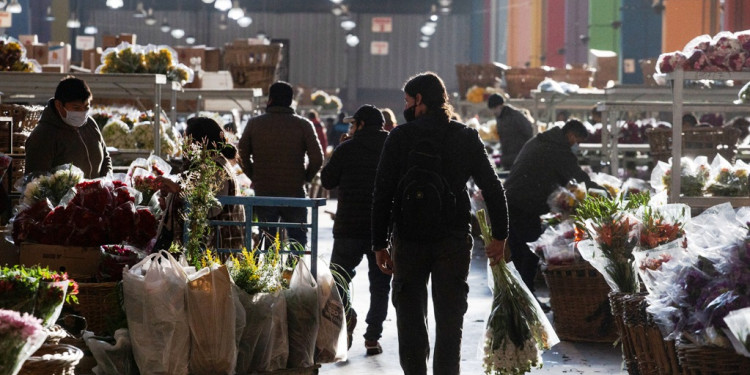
588 0 621 54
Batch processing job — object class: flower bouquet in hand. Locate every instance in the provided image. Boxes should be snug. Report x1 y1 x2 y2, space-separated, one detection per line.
0 309 47 375
477 209 558 375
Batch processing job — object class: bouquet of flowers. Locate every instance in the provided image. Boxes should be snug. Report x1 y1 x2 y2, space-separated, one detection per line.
29 267 79 327
574 194 649 293
229 246 286 295
651 157 710 197
705 156 750 197
97 42 194 85
478 209 558 374
591 172 622 198
20 164 84 207
98 244 144 282
0 309 47 375
0 37 38 72
0 265 39 314
101 119 134 149
546 180 586 218
633 204 689 293
527 220 578 266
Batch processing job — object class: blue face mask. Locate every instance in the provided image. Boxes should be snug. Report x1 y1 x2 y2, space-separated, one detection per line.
570 143 580 154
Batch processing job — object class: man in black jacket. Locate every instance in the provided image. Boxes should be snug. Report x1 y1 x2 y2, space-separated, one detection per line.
372 72 508 374
504 119 604 293
487 93 533 170
321 104 391 355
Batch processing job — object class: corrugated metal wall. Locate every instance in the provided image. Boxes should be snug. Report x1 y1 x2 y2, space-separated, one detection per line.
91 10 471 95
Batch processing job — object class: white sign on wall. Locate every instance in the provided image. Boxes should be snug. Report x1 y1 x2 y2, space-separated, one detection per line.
371 41 389 56
76 36 96 51
0 12 12 28
372 17 392 33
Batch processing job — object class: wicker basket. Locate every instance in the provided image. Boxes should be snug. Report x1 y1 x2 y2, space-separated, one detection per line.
224 43 282 93
43 325 70 345
70 282 120 335
676 341 750 375
18 344 83 375
0 104 44 132
504 67 547 98
542 262 617 342
455 63 506 99
646 127 740 164
610 292 639 374
621 293 686 375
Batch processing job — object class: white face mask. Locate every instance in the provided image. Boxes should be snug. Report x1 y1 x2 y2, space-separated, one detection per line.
62 109 89 128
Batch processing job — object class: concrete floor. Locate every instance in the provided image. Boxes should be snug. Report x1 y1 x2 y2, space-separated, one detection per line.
315 199 627 374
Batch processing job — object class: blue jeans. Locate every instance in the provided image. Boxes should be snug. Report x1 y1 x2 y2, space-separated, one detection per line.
329 238 392 341
255 205 308 247
391 233 473 375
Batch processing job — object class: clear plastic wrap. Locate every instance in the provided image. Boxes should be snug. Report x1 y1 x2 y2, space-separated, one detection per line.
527 220 577 266
284 258 319 368
83 329 139 375
705 155 750 197
723 307 750 358
314 258 347 364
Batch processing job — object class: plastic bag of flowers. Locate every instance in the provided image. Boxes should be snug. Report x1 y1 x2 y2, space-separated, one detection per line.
632 204 690 293
83 328 139 375
0 36 40 72
650 157 710 197
17 163 85 207
705 154 750 197
591 172 622 198
123 250 190 375
229 246 289 373
527 220 577 266
685 202 747 249
546 180 586 218
723 307 750 358
186 251 237 375
97 42 146 74
314 258 347 364
0 309 47 375
619 177 652 199
284 257 320 369
101 119 133 150
477 209 559 374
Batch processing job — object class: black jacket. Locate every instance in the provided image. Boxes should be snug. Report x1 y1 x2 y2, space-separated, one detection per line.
321 127 388 239
496 104 533 170
371 115 508 249
504 126 598 216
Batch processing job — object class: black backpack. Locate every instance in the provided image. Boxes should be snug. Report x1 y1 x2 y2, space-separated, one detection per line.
393 125 456 241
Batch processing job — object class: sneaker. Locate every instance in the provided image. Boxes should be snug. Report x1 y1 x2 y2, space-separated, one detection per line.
365 340 383 355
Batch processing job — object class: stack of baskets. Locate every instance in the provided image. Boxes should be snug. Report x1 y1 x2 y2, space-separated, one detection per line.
18 344 84 375
455 63 506 99
0 104 43 193
646 127 741 165
676 340 750 375
70 281 121 335
224 43 283 93
543 262 618 343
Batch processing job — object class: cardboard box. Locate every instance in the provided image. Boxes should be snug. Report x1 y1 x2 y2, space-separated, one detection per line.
201 71 233 90
29 43 48 65
47 43 71 72
102 34 118 48
20 243 101 279
204 47 221 71
0 238 19 266
589 49 618 88
18 34 38 47
118 33 136 45
82 47 103 70
41 64 64 73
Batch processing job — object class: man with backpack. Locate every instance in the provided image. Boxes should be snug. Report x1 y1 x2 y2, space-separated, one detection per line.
371 72 509 375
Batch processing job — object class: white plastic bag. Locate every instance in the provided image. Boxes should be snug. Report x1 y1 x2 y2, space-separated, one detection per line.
315 258 347 363
186 264 237 375
83 329 139 375
285 258 320 368
122 250 189 375
235 286 288 373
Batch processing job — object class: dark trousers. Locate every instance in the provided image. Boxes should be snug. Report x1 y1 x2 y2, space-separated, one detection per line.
507 204 543 292
329 238 392 341
255 205 308 247
391 233 473 375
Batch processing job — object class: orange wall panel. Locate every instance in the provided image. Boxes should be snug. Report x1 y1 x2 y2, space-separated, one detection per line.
663 0 721 52
508 0 535 67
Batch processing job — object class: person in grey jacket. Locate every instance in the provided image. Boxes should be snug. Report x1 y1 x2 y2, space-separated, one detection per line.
321 104 391 355
25 76 111 179
488 93 533 170
238 81 324 246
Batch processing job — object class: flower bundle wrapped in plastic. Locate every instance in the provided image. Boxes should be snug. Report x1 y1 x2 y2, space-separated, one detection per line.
651 157 710 197
0 36 39 72
705 155 750 197
29 267 79 327
574 193 649 293
723 307 750 357
527 220 578 266
620 177 652 199
20 164 84 207
101 119 133 149
591 172 622 198
98 244 144 282
0 265 40 315
632 204 689 293
477 209 558 375
0 309 47 375
545 180 586 219
97 42 194 84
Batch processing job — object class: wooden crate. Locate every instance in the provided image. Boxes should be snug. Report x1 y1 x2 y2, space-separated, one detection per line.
455 63 506 99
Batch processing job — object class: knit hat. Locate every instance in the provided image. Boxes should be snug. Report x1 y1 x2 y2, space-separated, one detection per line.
487 93 505 109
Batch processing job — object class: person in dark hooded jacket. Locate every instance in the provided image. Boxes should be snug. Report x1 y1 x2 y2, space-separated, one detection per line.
25 76 111 179
504 119 604 295
320 104 391 355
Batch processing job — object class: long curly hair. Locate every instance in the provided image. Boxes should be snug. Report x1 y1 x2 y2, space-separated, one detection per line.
403 71 454 122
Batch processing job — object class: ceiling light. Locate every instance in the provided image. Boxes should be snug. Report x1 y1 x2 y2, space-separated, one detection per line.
346 34 359 47
185 35 196 45
160 18 171 33
6 0 22 13
332 7 344 16
430 14 439 22
144 9 157 25
66 13 81 28
421 35 430 41
45 6 55 22
438 0 452 6
202 0 215 3
257 30 267 40
133 2 147 18
228 1 243 20
330 0 343 4
218 14 228 30
419 41 429 48
439 6 451 15
341 19 356 31
215 0 232 11
420 24 436 36
0 1 7 9
171 28 185 39
84 25 99 35
237 13 253 28
106 0 124 9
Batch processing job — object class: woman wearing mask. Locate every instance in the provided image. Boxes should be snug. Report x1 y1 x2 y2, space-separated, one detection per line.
25 76 112 179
